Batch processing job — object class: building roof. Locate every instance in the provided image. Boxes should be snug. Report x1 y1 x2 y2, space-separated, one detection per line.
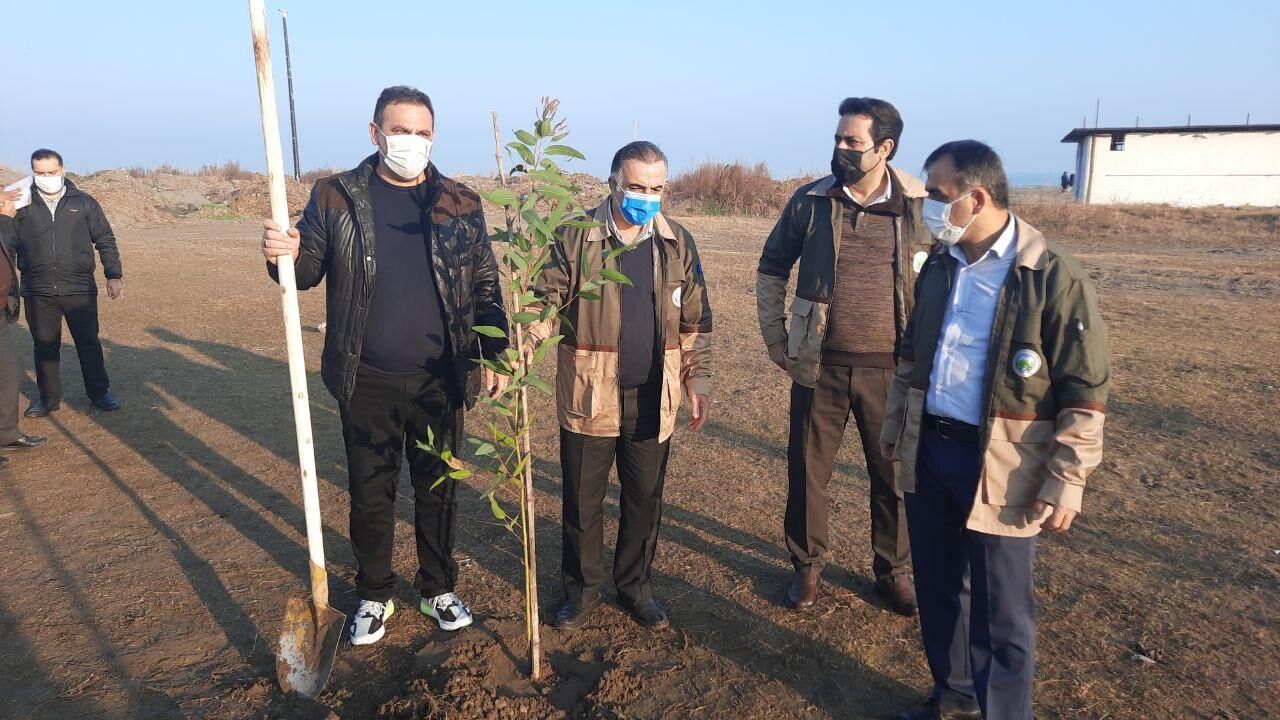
1061 124 1280 143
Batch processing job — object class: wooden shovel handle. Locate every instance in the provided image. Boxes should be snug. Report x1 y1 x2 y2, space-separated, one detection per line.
248 0 329 610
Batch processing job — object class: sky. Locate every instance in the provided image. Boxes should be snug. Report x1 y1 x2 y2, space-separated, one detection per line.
2 0 1277 185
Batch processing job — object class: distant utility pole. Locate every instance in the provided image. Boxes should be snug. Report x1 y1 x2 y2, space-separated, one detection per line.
1135 115 1140 127
280 8 301 181
1187 114 1192 126
1246 113 1251 126
1094 98 1100 128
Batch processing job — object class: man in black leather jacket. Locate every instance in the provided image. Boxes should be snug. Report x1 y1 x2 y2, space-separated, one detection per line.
261 86 508 645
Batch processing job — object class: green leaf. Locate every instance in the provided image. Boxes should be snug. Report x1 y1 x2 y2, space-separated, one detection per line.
426 425 436 450
505 252 529 271
473 325 508 339
482 189 518 208
578 289 601 301
527 375 553 395
514 129 537 146
533 334 564 364
448 469 472 480
537 184 574 203
507 142 535 166
511 311 540 323
489 494 508 521
473 442 497 458
601 268 632 286
560 219 599 229
523 169 573 187
430 475 448 491
545 144 586 160
537 119 553 138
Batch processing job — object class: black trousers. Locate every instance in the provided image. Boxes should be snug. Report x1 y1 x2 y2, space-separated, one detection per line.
560 382 670 607
906 419 1037 720
340 365 463 603
786 365 910 579
24 294 110 402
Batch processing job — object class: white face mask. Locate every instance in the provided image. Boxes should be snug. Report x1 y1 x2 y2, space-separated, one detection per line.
922 192 975 246
377 128 432 180
34 174 65 195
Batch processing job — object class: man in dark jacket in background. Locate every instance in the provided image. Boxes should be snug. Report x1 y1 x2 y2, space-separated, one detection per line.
261 86 508 646
0 149 124 417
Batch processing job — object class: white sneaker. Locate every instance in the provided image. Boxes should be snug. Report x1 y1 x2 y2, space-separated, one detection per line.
349 599 394 646
421 592 473 631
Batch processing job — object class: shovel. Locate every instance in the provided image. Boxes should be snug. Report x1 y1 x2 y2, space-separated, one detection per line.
244 0 345 698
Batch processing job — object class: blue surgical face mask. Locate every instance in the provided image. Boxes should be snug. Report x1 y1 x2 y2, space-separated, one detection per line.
618 190 661 226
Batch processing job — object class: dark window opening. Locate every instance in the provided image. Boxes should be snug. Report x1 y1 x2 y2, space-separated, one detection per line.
1110 133 1126 151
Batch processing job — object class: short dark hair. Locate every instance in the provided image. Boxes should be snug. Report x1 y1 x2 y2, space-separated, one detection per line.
837 97 903 160
610 141 667 178
373 86 434 126
31 148 63 167
924 140 1010 209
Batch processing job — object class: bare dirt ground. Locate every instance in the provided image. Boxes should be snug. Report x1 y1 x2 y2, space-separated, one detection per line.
0 196 1277 719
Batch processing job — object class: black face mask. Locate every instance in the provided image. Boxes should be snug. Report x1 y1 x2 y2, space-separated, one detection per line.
831 146 882 186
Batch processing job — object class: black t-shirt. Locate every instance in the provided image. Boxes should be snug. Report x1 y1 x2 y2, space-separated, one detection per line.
617 237 660 388
360 172 449 376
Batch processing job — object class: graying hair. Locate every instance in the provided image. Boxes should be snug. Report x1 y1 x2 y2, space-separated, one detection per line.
610 141 667 180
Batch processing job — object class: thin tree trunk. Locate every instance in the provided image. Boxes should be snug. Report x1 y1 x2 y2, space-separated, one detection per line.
510 281 541 681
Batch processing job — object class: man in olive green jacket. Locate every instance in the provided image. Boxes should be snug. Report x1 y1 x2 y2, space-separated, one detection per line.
881 141 1109 720
528 141 713 632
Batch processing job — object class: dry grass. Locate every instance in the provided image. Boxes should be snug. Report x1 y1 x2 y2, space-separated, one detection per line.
666 161 813 216
300 167 345 183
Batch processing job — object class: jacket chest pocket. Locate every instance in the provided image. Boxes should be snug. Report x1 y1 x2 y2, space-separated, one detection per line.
786 297 816 359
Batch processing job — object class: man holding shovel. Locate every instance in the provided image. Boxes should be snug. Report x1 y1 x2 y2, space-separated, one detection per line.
261 86 508 646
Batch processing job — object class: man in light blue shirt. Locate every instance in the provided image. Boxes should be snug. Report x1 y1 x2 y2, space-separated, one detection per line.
926 215 1017 425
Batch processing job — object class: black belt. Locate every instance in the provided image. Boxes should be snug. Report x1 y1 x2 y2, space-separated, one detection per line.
924 413 981 444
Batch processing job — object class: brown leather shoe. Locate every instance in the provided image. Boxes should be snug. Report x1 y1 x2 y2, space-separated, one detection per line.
785 569 820 609
876 575 919 617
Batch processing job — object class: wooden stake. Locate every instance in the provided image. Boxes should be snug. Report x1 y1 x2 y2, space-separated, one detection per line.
492 112 506 186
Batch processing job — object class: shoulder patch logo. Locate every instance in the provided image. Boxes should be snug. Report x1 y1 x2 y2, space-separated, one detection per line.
912 251 928 273
672 287 683 308
1012 349 1042 378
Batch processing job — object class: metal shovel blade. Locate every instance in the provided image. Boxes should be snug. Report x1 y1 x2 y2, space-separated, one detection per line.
277 597 346 698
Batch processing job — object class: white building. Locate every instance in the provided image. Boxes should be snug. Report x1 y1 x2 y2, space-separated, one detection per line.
1061 124 1280 207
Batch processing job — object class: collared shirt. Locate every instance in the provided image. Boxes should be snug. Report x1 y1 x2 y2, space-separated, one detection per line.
926 214 1018 425
840 170 892 207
